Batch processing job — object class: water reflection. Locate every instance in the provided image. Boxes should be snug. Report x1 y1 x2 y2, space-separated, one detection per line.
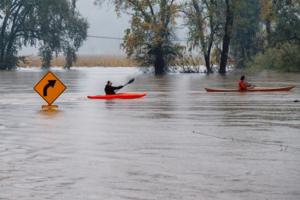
37 109 64 118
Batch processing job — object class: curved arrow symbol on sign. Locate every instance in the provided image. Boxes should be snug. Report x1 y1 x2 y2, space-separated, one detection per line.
43 80 56 96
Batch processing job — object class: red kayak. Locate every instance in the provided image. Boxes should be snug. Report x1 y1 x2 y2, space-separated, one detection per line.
87 93 147 100
205 86 295 92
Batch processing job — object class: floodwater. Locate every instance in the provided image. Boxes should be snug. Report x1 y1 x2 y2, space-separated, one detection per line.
0 67 300 200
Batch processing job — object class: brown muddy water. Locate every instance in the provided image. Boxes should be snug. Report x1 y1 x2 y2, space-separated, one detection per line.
0 67 300 200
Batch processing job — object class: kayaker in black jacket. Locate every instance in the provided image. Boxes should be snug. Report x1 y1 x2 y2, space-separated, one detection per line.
105 81 123 95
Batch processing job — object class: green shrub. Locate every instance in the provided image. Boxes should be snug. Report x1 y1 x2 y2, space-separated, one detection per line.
247 43 300 72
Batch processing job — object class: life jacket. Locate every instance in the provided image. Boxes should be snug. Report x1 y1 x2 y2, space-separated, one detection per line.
238 80 247 91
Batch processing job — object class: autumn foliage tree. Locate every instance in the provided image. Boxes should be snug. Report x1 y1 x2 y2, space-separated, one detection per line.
97 0 183 75
185 0 222 73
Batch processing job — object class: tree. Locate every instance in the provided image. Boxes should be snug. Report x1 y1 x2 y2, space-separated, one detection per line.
259 0 299 47
259 0 275 45
0 0 88 70
96 0 183 75
219 0 236 74
37 0 88 68
185 0 222 73
247 0 300 72
231 0 262 68
272 0 300 45
63 13 88 69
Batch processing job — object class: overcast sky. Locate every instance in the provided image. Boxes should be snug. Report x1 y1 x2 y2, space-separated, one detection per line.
21 0 186 56
75 0 130 55
21 0 130 56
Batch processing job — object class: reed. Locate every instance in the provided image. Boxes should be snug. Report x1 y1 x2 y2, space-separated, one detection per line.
19 55 138 67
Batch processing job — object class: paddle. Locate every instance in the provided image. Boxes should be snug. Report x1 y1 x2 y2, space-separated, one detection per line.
123 78 135 87
116 78 135 91
248 84 256 89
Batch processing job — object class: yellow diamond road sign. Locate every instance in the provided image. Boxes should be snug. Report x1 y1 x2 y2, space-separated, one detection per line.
34 71 67 105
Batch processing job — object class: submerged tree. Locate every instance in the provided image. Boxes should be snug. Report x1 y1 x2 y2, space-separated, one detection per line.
185 0 222 73
185 0 240 74
37 0 88 68
96 0 183 75
0 0 88 70
231 0 262 68
218 0 236 74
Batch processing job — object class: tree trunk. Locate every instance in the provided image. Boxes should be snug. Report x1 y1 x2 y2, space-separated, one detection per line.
0 55 5 70
204 53 213 74
5 40 16 69
266 19 271 46
219 0 234 74
154 45 165 75
40 45 52 69
64 47 76 69
0 39 17 70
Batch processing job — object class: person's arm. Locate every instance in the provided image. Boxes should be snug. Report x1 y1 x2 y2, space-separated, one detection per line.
112 85 123 90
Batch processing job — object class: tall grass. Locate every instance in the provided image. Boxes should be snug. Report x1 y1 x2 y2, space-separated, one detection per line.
19 55 138 67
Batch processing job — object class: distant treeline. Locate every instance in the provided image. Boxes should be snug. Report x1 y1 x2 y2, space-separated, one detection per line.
0 0 299 74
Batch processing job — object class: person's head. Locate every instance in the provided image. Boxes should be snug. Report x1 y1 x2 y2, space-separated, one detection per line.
107 81 112 86
240 75 245 81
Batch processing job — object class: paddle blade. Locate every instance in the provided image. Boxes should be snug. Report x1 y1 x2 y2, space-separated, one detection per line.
127 78 135 85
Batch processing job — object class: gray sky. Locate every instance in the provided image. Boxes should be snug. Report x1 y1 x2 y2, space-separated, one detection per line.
21 0 186 56
21 0 130 56
75 0 130 55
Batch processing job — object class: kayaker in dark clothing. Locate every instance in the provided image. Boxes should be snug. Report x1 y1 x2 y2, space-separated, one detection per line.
105 81 123 95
